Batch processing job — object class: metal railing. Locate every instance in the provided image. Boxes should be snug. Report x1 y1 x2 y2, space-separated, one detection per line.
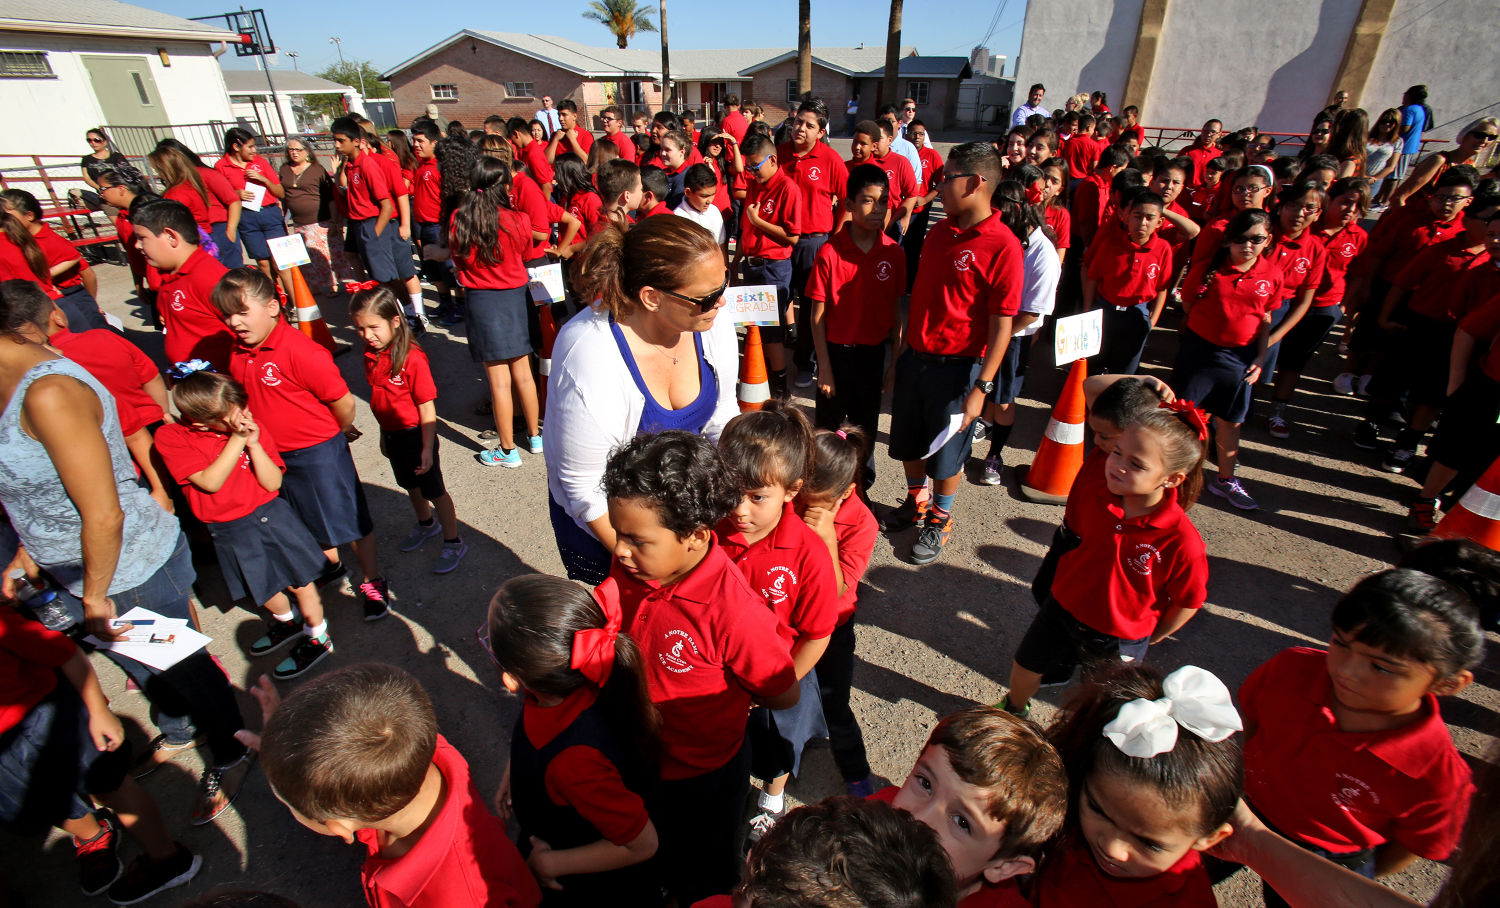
1140 125 1455 159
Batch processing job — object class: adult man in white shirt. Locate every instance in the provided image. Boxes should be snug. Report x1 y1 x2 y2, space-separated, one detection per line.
898 97 918 139
535 96 561 138
881 106 922 183
1012 83 1048 126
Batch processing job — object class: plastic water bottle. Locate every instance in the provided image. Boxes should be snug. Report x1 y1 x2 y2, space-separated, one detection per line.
7 569 74 632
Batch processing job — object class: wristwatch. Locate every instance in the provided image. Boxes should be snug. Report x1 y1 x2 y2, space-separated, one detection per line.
973 378 996 395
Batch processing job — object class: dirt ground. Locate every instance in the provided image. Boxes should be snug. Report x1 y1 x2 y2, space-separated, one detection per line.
2 234 1494 907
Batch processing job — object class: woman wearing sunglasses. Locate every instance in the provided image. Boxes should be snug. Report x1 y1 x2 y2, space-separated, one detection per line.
1171 208 1284 511
1389 117 1499 210
75 127 132 212
544 215 740 583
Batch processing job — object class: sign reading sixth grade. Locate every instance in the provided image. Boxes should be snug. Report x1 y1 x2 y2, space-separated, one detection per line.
727 285 781 327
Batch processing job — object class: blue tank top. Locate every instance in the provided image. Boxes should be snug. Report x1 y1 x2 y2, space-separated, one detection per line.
609 317 717 435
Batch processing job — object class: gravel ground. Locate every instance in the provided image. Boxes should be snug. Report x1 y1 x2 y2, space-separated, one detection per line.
1 237 1493 908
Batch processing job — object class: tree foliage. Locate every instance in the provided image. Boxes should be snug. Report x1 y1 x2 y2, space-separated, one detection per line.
583 0 658 49
303 60 389 121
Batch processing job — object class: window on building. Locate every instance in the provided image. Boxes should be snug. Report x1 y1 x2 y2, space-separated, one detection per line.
430 83 458 100
785 79 801 104
506 81 535 99
908 81 930 105
0 51 54 78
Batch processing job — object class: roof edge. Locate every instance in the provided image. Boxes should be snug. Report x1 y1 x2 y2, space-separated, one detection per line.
0 18 239 43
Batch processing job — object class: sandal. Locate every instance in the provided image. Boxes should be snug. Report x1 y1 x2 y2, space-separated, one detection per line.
190 752 256 826
132 734 202 780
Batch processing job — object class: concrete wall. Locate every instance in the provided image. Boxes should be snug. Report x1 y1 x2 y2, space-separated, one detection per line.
1011 0 1142 121
1363 0 1498 142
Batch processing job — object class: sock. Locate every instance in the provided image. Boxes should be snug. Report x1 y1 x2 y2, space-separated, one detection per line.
417 517 435 528
930 492 956 523
758 790 785 813
304 621 329 639
271 610 296 623
407 294 424 322
988 423 1014 457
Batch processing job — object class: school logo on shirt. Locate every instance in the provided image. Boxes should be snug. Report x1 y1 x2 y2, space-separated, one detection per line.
806 165 823 182
1146 263 1161 280
386 370 406 387
1336 242 1357 259
1252 279 1273 298
167 289 187 312
760 565 799 608
1331 772 1380 813
954 250 976 272
350 170 363 188
658 629 700 674
1126 543 1161 577
259 362 284 387
1288 257 1309 276
876 261 893 282
759 198 778 218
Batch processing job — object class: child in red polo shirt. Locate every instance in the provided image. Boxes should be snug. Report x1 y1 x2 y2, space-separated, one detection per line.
602 431 799 907
1259 182 1331 434
1061 114 1103 184
1003 403 1209 716
736 132 806 399
1032 664 1242 908
715 405 839 842
1186 156 1229 223
410 121 459 325
635 166 672 219
214 268 392 634
1239 569 1479 904
1037 158 1072 263
1186 164 1275 274
156 369 332 679
1147 157 1200 276
349 285 466 575
131 199 235 370
869 120 920 237
545 99 594 165
332 118 423 330
596 159 643 232
484 574 662 904
248 665 542 908
1182 119 1224 186
600 105 638 163
777 99 849 385
1070 146 1129 250
0 188 107 331
1085 188 1175 376
808 164 905 452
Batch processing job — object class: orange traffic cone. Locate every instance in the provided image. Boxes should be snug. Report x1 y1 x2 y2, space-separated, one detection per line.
289 267 339 354
738 325 770 412
1432 455 1500 549
537 305 558 417
1018 358 1089 505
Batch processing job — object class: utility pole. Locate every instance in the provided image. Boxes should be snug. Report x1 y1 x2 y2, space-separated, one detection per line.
328 36 366 99
286 50 299 71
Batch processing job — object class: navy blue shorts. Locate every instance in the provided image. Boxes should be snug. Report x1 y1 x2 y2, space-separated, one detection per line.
1171 328 1258 424
1014 596 1151 681
211 220 244 269
355 217 416 283
207 497 327 606
58 285 110 333
991 334 1033 405
239 203 288 261
279 434 374 549
747 671 827 780
888 348 981 479
383 427 447 501
466 286 533 362
0 683 131 830
416 221 454 287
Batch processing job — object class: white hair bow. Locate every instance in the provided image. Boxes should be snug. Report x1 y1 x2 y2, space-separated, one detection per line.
1102 666 1243 758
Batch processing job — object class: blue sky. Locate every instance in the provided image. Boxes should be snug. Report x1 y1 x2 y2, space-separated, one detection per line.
145 0 1026 78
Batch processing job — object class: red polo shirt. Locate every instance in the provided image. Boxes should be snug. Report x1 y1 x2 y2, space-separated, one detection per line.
155 422 283 523
907 213 1023 357
1241 647 1473 859
739 170 804 260
0 608 76 737
606 129 638 163
158 246 233 370
1070 173 1109 244
450 207 531 289
1153 200 1192 258
413 158 442 224
1033 838 1215 908
511 173 565 260
1368 209 1466 283
915 145 945 212
163 182 214 231
197 167 240 224
830 494 877 627
1453 262 1500 325
1044 206 1072 252
1187 216 1231 273
1062 134 1103 180
609 542 798 780
228 318 347 452
1184 183 1217 224
214 154 282 210
1086 228 1173 306
721 110 749 143
1457 291 1500 381
344 151 393 221
1394 238 1490 322
32 224 86 288
1182 254 1286 348
1052 483 1206 639
358 735 541 908
716 502 839 646
805 226 906 346
1182 144 1222 186
777 140 849 235
521 140 554 186
565 190 605 243
1313 222 1369 307
363 345 437 432
1267 230 1328 299
869 152 918 210
51 328 163 435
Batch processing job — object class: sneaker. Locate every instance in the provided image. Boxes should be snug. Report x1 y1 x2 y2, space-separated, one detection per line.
1407 498 1440 533
1382 447 1417 474
1209 476 1259 511
1353 420 1381 450
1355 373 1374 398
190 753 253 826
1268 403 1290 439
410 320 428 339
107 845 201 905
131 733 203 779
978 453 1004 486
880 494 928 532
399 520 443 552
434 539 468 574
1333 372 1357 395
314 559 348 588
910 514 953 565
360 579 392 621
274 634 334 679
479 447 522 468
75 813 122 896
745 801 787 847
249 616 305 656
793 369 816 389
436 309 463 327
523 434 544 455
844 776 875 799
997 695 1031 719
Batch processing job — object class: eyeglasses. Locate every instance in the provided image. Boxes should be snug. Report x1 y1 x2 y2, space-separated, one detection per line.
1230 234 1271 245
658 275 730 312
1432 194 1472 204
1232 185 1269 195
476 622 501 668
1291 204 1322 214
1471 133 1499 143
746 156 773 173
602 115 620 122
942 172 985 184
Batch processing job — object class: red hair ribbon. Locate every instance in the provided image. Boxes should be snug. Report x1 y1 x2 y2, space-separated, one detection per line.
1026 182 1046 205
1160 399 1210 442
572 578 623 687
343 280 380 293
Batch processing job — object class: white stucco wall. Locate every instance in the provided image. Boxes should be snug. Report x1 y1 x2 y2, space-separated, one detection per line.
1011 0 1142 117
1363 0 1499 144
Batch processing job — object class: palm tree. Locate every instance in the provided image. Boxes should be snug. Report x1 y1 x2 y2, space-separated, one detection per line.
797 0 812 97
582 0 658 50
882 0 903 110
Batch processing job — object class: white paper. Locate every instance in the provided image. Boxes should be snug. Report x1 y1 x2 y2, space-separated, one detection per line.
726 285 781 327
241 182 267 212
267 233 311 270
1053 309 1104 366
527 262 566 304
85 607 211 671
923 410 967 460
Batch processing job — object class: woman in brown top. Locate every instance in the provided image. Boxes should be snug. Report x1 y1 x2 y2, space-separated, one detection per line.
278 136 342 295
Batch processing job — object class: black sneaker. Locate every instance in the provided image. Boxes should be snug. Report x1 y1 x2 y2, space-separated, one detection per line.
315 559 348 588
273 634 334 680
910 514 953 565
880 495 928 532
107 844 201 905
360 578 392 621
1353 421 1380 450
249 616 305 656
75 813 122 896
1382 447 1417 474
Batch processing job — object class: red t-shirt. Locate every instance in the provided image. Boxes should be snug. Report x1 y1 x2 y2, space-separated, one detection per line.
1367 209 1466 283
915 145 944 212
1070 173 1109 244
1043 206 1072 251
1313 222 1369 307
609 542 798 780
907 213 1023 356
1267 230 1329 299
721 110 749 143
1455 291 1500 381
358 736 542 908
829 494 877 627
450 206 531 289
163 182 214 231
776 140 849 235
552 128 594 159
739 170 805 260
51 328 163 435
363 345 438 432
344 151 393 221
197 167 240 224
413 158 442 224
606 130 638 163
716 502 840 646
521 140 555 186
1033 838 1215 908
521 686 651 846
1182 254 1286 348
511 173 565 260
158 246 233 370
214 154 281 210
804 226 906 346
155 421 284 523
0 607 76 736
1182 144 1222 186
32 224 86 288
1051 484 1207 639
228 318 347 452
1394 238 1490 322
1086 228 1174 306
565 190 606 243
1061 134 1103 180
1241 647 1473 859
870 152 918 210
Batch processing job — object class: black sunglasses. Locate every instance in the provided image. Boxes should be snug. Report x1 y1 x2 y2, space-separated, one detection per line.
658 275 730 312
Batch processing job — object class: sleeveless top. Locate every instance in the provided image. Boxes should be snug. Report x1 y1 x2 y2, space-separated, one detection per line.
609 317 717 435
0 358 179 596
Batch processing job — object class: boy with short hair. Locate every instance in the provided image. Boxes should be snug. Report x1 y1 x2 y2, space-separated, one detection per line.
736 132 806 399
332 119 421 323
632 112 651 136
887 143 1021 565
1183 119 1224 186
1118 105 1146 148
1071 146 1129 249
1148 157 1201 272
409 121 458 325
1085 188 1175 375
1061 113 1102 185
508 118 554 196
600 104 638 162
131 199 234 370
721 94 749 143
597 159 644 229
674 162 726 245
246 665 541 908
870 119 920 238
777 97 848 386
545 98 594 163
636 165 672 218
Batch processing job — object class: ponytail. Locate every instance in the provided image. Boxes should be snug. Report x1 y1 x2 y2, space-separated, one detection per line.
450 156 512 267
0 210 49 283
808 425 871 498
1132 405 1210 509
348 283 415 378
